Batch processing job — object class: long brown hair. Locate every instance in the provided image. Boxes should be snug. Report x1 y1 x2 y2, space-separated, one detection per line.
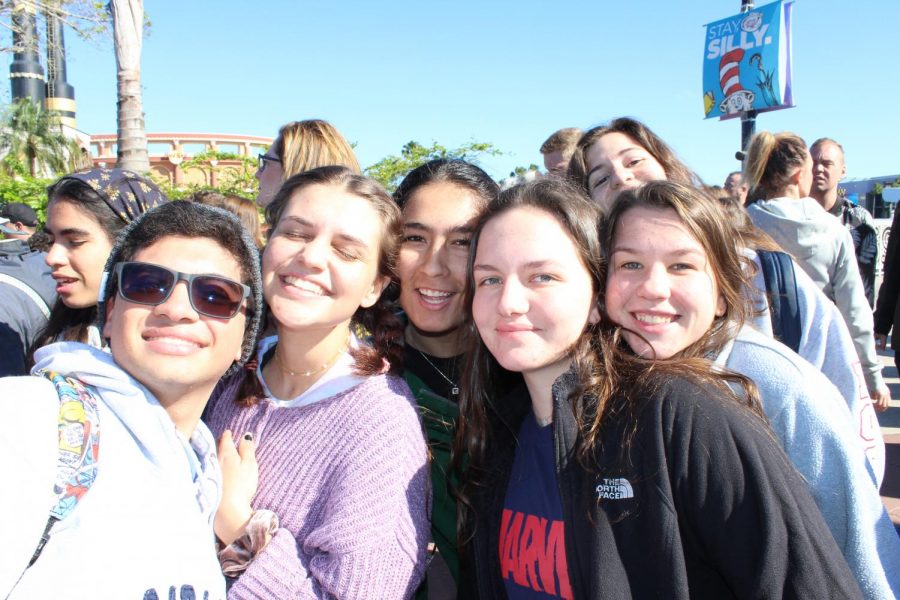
454 179 767 546
568 117 702 195
587 180 766 465
236 166 403 405
600 181 755 359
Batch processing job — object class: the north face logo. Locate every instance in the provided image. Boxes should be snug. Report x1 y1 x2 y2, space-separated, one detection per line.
596 477 634 500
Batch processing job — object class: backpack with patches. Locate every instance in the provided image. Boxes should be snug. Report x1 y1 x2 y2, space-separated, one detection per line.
756 249 801 353
28 370 101 566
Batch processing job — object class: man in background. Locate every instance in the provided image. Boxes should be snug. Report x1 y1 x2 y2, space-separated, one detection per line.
809 138 878 306
724 171 749 205
540 127 582 178
0 204 54 376
0 202 39 243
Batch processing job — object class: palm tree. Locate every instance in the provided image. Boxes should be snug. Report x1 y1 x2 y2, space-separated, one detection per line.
0 98 71 177
110 0 149 173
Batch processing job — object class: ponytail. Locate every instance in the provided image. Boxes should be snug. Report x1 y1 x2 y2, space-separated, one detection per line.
744 131 807 202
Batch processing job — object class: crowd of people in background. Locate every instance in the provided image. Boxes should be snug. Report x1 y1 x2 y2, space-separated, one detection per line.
0 117 899 599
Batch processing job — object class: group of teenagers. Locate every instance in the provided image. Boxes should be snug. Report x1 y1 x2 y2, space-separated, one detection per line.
1 117 899 599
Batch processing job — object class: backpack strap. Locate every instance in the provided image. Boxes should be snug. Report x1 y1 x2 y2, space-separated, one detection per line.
756 250 802 353
28 370 101 567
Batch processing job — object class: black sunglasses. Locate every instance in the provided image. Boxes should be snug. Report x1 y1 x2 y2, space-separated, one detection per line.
115 261 250 319
257 153 282 171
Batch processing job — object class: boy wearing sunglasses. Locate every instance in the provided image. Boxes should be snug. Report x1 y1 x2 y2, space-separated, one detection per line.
1 202 263 600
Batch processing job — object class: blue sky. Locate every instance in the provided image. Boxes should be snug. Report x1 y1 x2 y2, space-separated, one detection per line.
4 0 899 184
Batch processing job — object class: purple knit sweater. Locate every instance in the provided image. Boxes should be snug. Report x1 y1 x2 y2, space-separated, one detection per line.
206 371 431 599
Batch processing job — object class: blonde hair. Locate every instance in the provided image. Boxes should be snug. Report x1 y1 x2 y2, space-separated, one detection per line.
743 131 807 202
272 119 361 178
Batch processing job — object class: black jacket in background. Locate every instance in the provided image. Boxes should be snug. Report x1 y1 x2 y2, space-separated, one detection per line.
874 207 900 342
463 369 863 599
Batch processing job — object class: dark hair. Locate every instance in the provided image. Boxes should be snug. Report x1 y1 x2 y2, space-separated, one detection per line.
28 177 133 361
568 117 702 194
238 166 404 404
743 131 808 202
27 228 52 252
453 178 603 541
393 159 499 212
96 201 262 377
454 179 766 546
106 202 258 311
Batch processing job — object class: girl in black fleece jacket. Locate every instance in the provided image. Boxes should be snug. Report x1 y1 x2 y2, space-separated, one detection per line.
452 178 862 599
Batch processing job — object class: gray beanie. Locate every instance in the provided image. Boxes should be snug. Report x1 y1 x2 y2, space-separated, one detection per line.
96 201 264 376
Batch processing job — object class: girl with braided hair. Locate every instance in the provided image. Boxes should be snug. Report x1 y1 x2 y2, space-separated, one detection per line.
205 166 430 598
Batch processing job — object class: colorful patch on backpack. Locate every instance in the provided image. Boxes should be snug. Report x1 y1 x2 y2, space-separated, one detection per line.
38 370 101 520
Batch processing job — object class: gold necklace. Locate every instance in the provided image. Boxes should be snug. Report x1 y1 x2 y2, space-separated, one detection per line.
272 334 350 378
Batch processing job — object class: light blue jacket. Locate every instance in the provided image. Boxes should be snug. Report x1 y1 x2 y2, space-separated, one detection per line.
748 197 884 393
717 326 900 599
744 247 885 484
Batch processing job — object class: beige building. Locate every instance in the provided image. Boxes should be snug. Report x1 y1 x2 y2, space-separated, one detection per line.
90 132 272 187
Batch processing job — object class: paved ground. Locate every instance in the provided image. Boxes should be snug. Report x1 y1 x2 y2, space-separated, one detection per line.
877 345 900 527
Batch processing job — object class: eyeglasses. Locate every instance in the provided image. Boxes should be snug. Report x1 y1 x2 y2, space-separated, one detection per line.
115 261 250 319
257 153 282 171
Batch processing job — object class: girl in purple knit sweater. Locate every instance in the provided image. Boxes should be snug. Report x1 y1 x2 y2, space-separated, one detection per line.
205 166 431 599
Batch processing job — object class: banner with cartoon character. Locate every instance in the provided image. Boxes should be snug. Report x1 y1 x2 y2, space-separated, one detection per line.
702 0 794 120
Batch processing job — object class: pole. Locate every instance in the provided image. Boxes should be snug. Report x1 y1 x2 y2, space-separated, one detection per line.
739 0 756 156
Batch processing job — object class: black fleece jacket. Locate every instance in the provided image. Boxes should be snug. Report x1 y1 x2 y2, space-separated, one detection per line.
463 369 863 599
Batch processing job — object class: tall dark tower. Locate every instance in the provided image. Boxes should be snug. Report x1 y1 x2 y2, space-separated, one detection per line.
45 9 76 128
9 1 46 104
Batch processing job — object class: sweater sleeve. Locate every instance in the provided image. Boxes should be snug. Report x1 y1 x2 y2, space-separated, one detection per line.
661 382 864 599
227 384 431 600
830 227 883 391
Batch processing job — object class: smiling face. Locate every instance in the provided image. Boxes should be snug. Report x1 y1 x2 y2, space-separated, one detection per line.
103 235 248 405
585 132 667 210
397 181 482 345
44 197 116 309
262 183 388 334
472 206 599 382
605 206 725 359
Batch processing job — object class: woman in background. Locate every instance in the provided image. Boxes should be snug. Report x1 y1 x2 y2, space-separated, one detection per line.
255 119 360 208
743 131 890 412
29 168 167 358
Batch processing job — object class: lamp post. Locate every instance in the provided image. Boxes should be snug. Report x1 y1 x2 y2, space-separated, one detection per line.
739 0 756 155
